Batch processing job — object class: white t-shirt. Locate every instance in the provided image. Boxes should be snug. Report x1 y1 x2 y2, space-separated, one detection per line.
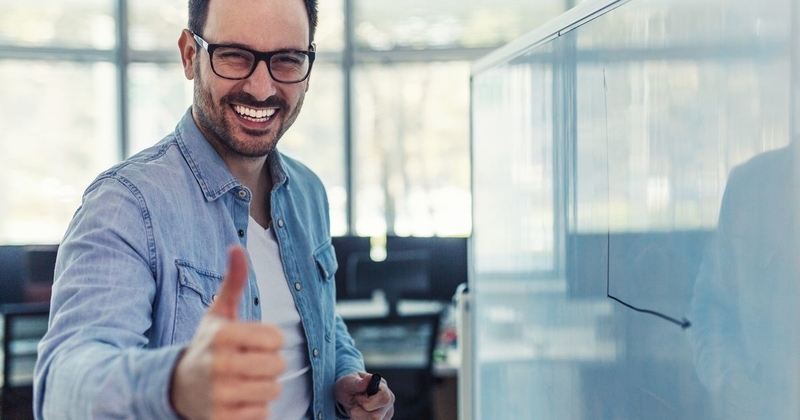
247 217 312 419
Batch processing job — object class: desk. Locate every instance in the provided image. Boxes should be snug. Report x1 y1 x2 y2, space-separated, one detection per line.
338 298 459 419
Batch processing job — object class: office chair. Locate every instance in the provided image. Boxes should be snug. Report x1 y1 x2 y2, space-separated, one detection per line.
345 312 441 420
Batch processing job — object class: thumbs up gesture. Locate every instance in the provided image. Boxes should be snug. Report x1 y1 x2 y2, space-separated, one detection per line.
170 246 285 420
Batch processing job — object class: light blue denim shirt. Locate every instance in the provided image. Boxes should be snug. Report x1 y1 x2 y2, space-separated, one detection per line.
33 109 364 419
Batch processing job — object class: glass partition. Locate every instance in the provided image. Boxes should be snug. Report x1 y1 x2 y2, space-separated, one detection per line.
470 0 798 418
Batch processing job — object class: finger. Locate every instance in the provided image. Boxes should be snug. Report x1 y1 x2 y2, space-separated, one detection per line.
212 378 282 405
214 323 285 352
208 245 250 320
212 403 270 420
212 347 286 378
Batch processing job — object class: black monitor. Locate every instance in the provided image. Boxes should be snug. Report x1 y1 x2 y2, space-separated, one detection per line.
346 249 431 303
23 245 58 285
0 245 26 304
332 235 469 303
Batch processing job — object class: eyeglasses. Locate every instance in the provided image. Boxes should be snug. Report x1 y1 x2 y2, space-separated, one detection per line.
192 32 315 84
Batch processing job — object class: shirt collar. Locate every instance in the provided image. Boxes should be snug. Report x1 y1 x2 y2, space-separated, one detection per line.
174 108 289 201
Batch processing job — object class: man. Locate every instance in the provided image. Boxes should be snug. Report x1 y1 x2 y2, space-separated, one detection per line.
33 0 395 418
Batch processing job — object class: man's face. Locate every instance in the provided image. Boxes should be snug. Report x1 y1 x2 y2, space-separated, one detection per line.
180 0 311 158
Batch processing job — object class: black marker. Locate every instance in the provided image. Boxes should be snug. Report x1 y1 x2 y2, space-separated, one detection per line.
366 373 382 396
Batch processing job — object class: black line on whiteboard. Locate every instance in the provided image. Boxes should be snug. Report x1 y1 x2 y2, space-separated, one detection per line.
602 68 691 330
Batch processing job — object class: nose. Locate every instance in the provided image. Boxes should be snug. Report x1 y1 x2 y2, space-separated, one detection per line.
243 59 278 101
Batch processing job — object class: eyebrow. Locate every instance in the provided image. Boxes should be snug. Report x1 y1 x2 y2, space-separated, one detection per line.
205 38 307 52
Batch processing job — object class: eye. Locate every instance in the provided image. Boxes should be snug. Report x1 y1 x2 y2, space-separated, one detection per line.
272 53 305 66
214 48 253 65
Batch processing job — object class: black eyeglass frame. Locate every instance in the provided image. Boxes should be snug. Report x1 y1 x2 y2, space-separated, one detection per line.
192 32 315 84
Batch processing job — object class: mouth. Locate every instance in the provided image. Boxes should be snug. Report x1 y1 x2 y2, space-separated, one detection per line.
232 104 278 123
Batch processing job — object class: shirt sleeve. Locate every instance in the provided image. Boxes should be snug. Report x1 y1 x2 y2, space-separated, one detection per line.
33 175 183 419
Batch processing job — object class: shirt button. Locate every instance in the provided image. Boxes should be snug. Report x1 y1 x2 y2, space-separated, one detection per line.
313 348 318 357
237 229 245 237
238 190 247 198
294 282 301 291
254 297 260 306
317 412 323 420
212 294 218 302
277 219 284 228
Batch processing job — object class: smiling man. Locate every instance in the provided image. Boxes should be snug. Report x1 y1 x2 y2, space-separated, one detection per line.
33 0 395 419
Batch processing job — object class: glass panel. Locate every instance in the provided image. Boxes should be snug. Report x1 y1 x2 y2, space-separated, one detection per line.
0 61 118 244
353 62 472 237
355 0 565 50
576 0 790 48
470 0 797 419
576 60 789 232
128 63 193 155
471 50 555 274
129 0 186 51
281 63 347 235
0 0 115 49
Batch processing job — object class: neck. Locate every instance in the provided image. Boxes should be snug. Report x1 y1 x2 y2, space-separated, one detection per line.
223 153 273 229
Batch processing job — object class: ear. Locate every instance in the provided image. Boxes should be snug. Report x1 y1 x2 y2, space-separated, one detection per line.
178 29 197 80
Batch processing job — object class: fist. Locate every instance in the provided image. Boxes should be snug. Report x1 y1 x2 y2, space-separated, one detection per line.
170 246 285 420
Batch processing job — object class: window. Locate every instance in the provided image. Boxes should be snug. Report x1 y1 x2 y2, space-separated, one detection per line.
0 0 569 244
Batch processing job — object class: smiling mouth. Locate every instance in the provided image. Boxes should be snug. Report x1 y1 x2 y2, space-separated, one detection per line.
233 104 277 122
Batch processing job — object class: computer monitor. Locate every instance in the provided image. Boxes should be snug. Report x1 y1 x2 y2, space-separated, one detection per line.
345 249 431 304
23 245 58 285
332 235 469 303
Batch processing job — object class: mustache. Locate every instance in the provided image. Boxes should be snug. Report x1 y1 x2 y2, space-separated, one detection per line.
222 92 288 109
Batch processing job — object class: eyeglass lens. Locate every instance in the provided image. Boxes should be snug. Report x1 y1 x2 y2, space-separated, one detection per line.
211 47 310 82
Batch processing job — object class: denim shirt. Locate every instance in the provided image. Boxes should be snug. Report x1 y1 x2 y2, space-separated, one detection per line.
33 109 364 419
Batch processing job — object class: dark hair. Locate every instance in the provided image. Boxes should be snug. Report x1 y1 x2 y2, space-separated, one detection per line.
188 0 319 44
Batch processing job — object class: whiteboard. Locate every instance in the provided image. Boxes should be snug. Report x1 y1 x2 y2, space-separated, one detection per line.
469 0 800 418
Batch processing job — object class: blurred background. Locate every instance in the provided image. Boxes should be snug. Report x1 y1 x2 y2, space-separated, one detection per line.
3 0 800 419
0 0 583 244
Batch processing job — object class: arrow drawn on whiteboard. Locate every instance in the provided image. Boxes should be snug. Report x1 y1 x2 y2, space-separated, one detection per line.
602 68 691 330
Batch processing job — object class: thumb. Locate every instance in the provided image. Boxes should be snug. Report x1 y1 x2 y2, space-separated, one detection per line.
208 245 249 320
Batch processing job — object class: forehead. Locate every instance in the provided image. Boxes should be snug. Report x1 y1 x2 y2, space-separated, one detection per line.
204 0 310 48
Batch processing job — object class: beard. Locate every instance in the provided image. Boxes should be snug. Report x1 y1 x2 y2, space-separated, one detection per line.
192 65 305 158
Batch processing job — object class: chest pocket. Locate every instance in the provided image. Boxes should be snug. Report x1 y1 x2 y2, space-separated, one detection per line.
172 260 223 344
313 241 338 282
313 241 338 338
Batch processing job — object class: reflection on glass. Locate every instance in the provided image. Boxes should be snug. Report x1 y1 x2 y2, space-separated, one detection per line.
689 143 800 419
470 0 796 418
129 0 186 51
575 0 790 48
471 49 555 274
0 61 117 243
576 59 789 232
0 0 115 49
355 0 565 50
353 62 472 237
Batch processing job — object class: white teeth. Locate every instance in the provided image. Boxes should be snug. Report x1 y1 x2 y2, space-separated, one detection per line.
234 105 277 120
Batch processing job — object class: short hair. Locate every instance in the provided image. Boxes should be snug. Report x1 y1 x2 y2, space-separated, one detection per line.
188 0 319 44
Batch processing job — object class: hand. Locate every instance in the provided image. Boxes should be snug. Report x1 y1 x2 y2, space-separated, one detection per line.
334 372 395 419
170 246 285 420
